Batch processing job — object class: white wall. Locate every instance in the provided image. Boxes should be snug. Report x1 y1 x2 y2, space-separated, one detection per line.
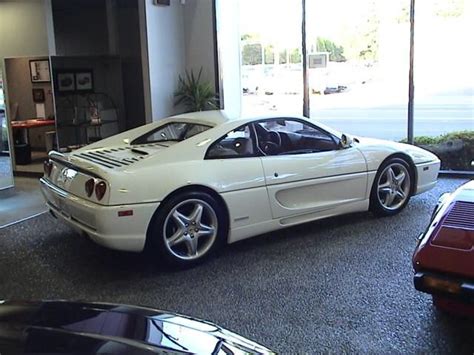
0 0 50 67
183 0 216 91
144 0 186 121
215 0 241 117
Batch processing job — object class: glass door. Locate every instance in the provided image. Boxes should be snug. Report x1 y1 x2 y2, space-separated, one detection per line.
0 68 14 190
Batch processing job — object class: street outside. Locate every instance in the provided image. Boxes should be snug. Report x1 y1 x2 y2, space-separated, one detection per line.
242 83 473 142
239 0 473 142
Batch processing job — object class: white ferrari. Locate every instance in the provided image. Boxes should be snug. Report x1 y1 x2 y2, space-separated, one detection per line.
41 111 440 267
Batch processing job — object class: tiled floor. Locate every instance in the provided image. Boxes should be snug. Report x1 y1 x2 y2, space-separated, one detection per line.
0 176 46 228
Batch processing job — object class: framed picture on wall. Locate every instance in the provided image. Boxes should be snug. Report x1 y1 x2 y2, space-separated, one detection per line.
75 71 94 92
56 72 76 93
29 59 51 83
32 88 45 103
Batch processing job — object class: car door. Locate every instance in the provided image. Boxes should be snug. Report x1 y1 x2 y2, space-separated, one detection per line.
204 123 272 233
255 118 368 219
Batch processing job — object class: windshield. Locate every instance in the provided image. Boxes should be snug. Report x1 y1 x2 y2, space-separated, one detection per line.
131 122 211 145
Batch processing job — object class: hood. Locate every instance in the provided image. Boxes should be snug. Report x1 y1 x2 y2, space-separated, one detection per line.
354 136 439 165
0 300 274 355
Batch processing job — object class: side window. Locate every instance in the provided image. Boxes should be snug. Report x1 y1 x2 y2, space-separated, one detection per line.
206 124 256 159
254 118 338 156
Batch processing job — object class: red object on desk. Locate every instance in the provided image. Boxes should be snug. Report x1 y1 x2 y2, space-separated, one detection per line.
11 119 55 129
11 119 56 146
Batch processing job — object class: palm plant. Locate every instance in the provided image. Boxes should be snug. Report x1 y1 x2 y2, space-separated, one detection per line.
174 68 218 112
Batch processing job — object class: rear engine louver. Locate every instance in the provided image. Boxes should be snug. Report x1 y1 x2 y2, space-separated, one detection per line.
443 201 474 230
77 143 164 169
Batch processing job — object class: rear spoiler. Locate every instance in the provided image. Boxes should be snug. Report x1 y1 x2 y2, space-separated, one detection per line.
48 151 105 179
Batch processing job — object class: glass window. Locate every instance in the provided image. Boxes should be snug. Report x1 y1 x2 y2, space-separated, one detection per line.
307 0 411 142
206 124 256 159
239 0 303 116
413 0 474 172
132 122 211 145
254 118 338 155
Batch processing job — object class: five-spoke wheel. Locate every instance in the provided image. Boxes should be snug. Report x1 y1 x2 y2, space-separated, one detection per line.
370 158 413 216
163 199 218 261
149 191 227 267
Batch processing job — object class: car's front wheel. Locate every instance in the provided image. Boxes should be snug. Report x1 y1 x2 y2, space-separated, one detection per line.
149 191 227 268
370 158 413 217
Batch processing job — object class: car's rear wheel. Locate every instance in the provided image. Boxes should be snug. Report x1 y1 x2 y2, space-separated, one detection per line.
149 191 226 268
370 158 412 217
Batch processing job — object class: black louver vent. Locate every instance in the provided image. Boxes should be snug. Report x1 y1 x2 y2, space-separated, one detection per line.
443 201 474 230
77 143 164 168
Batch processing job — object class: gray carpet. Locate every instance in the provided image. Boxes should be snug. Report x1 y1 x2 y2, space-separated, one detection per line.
1 177 473 353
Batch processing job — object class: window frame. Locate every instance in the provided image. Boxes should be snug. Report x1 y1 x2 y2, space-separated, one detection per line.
252 117 341 156
130 121 213 145
204 123 260 160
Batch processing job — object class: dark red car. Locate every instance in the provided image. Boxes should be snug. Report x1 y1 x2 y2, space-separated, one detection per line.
413 180 474 316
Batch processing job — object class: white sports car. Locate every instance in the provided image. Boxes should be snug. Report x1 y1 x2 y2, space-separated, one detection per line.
41 111 440 267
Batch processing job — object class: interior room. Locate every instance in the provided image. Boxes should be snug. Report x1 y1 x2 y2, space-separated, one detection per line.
4 56 55 174
0 0 147 175
51 55 125 150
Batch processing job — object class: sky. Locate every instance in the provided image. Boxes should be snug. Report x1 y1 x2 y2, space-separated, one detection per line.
239 0 383 45
238 0 473 92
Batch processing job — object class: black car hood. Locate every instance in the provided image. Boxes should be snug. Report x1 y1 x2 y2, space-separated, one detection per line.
0 300 273 354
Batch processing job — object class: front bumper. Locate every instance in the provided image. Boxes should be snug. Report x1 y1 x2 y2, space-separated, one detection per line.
40 178 159 252
414 160 441 195
414 271 474 303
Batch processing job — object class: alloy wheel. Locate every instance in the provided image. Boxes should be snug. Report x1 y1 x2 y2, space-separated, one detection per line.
377 163 411 211
163 199 218 260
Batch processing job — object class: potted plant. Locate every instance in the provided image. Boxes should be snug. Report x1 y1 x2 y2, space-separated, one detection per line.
174 68 218 112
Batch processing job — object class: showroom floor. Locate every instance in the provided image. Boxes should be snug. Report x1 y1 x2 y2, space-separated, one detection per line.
1 177 473 353
0 176 46 228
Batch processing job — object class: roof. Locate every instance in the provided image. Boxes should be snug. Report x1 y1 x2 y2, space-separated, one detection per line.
169 110 233 126
164 110 343 137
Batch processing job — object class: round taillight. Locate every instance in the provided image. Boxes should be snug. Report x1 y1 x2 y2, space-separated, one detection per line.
95 181 107 201
43 160 53 177
85 178 95 197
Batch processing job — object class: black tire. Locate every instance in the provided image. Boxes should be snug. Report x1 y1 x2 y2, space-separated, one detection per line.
370 157 413 217
148 191 227 268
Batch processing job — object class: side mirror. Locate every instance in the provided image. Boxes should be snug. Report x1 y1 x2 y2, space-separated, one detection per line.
340 134 353 149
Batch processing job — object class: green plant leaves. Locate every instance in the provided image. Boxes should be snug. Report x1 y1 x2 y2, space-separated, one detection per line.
174 68 218 112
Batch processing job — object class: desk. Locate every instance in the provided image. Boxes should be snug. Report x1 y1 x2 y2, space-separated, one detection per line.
11 119 55 144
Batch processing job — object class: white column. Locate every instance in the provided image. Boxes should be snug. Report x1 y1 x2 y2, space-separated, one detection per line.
215 0 242 118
